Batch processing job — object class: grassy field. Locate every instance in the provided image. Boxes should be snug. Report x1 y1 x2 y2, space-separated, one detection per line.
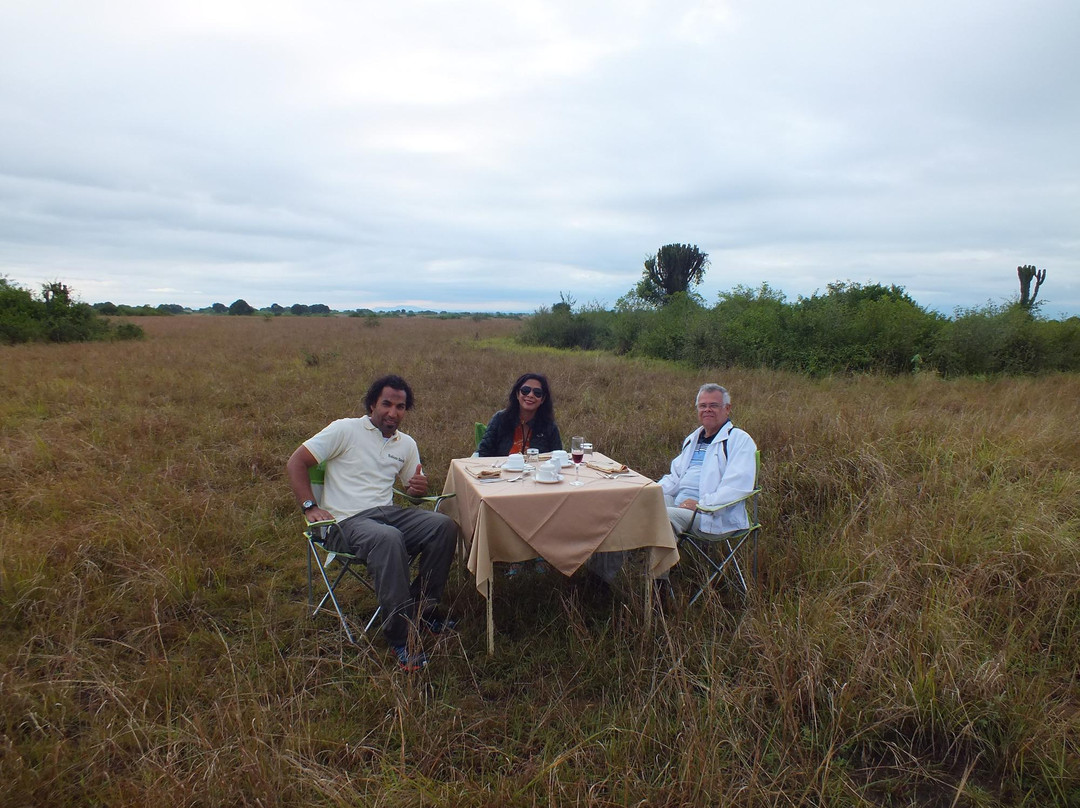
1 315 1078 807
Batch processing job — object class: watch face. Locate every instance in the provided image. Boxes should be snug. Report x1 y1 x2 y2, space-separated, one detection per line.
302 500 316 510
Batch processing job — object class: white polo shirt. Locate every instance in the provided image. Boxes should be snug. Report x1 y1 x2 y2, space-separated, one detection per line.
303 415 422 522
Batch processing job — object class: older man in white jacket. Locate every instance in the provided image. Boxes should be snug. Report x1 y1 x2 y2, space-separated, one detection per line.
659 383 757 536
585 383 757 590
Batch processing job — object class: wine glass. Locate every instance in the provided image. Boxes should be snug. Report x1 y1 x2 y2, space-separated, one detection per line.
570 435 585 486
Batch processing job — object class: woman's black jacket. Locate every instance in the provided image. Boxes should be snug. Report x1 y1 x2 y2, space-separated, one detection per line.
476 409 563 457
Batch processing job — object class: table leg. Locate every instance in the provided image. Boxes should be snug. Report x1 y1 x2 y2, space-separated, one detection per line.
644 550 652 632
486 578 494 655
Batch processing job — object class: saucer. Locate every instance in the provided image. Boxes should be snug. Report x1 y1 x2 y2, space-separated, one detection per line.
503 466 525 474
536 475 564 484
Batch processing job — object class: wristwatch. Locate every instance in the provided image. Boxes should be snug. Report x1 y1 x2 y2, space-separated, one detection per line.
301 499 317 512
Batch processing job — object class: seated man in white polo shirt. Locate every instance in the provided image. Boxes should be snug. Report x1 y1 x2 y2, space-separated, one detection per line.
286 374 457 671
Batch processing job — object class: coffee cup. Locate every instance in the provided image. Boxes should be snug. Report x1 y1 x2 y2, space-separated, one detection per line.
551 450 569 466
505 453 525 471
538 461 559 481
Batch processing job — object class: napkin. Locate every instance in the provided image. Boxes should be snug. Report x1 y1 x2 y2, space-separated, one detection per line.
466 467 502 480
586 459 628 474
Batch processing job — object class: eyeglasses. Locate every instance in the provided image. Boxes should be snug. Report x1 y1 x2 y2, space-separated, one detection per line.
519 385 545 398
697 402 727 411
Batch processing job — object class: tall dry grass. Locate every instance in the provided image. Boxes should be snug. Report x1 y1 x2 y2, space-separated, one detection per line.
1 315 1078 807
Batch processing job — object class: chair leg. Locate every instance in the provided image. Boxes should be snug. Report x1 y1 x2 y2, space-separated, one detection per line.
311 554 358 644
681 532 752 607
362 606 383 635
307 540 315 610
308 537 412 643
726 538 748 593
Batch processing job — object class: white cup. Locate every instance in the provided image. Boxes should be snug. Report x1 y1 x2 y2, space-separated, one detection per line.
538 461 559 481
505 453 525 470
551 450 569 466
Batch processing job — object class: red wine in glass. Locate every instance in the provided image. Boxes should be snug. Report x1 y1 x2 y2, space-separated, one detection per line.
570 436 585 485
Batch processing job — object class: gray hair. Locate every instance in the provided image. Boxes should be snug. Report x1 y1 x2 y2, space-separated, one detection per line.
695 383 730 407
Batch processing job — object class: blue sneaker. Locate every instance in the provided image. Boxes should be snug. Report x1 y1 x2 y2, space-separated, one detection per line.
391 644 428 672
421 614 458 635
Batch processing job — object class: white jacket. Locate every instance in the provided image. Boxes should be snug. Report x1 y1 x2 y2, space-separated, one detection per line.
658 421 758 535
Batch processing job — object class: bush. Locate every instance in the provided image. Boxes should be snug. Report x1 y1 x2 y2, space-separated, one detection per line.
519 305 613 350
931 303 1059 376
0 279 47 344
0 278 140 345
703 284 791 368
114 322 145 340
631 293 706 361
1042 317 1080 372
518 280 1078 377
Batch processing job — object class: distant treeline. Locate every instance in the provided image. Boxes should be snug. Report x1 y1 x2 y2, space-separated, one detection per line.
520 282 1080 376
92 299 522 319
93 302 186 316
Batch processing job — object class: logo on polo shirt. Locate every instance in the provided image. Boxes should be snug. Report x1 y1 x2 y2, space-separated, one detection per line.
387 452 407 464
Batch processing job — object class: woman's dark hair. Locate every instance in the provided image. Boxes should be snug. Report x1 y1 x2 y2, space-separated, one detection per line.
364 374 414 413
505 372 554 424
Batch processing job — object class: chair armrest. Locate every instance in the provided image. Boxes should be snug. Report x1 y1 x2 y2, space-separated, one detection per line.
394 489 457 508
305 517 337 528
694 487 761 514
683 487 761 535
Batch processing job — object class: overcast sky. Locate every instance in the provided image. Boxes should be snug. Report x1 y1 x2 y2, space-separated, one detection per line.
1 0 1077 317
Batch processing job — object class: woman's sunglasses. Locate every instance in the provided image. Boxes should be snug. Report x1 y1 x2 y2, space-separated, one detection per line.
518 385 545 398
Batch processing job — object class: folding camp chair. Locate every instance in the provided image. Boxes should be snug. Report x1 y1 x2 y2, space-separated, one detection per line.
304 462 455 643
676 450 761 606
471 421 486 457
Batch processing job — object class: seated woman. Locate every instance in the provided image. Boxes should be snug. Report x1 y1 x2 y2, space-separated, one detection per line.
477 373 563 457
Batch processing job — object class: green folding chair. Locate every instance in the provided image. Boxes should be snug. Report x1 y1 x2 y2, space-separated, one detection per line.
471 422 487 457
676 450 761 606
304 461 455 643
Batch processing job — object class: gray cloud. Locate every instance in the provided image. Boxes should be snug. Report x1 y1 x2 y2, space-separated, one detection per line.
1 0 1077 317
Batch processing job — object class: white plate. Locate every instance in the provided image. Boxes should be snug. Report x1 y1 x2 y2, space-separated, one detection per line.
536 475 564 484
502 466 525 473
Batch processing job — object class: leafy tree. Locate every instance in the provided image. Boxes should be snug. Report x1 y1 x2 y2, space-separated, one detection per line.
43 281 73 308
211 303 227 314
269 303 285 316
0 277 45 343
552 292 575 314
0 277 142 344
290 303 309 316
633 244 709 307
228 299 255 316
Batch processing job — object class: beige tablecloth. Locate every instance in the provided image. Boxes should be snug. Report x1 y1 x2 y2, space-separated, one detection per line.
441 453 679 597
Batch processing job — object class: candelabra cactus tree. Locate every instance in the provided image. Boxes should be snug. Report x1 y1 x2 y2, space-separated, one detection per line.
1017 265 1046 308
